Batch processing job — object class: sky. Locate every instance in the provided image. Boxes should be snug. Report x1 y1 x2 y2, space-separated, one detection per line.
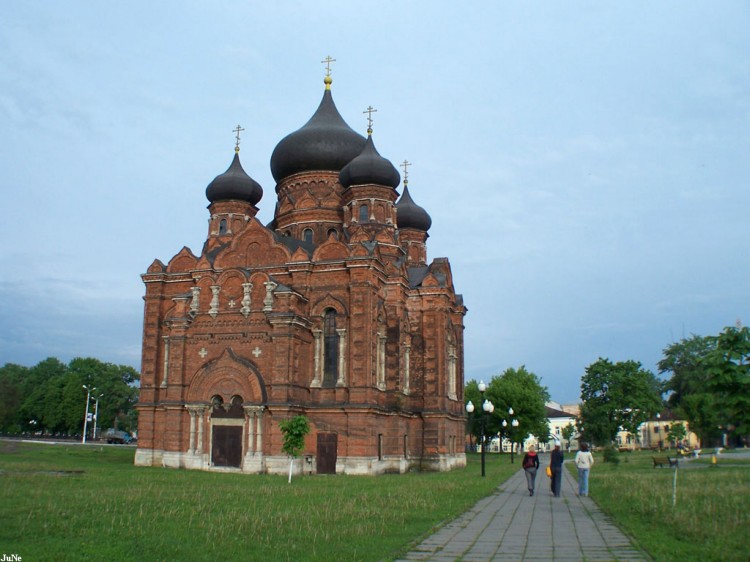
1 2 748 404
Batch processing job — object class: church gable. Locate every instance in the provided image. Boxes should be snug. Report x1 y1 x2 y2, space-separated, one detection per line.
312 238 348 262
167 247 199 273
147 259 165 274
213 219 292 268
187 348 267 404
290 246 311 263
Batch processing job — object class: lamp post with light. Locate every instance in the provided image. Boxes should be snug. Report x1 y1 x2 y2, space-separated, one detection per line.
504 407 520 463
92 394 104 440
466 381 495 477
82 385 96 444
656 412 662 450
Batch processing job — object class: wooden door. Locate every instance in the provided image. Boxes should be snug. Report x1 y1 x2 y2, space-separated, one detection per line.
212 425 242 467
316 433 337 474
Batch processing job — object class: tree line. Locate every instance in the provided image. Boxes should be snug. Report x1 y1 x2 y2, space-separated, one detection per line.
0 357 140 437
464 324 750 450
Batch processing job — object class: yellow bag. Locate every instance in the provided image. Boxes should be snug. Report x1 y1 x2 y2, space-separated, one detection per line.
546 466 552 478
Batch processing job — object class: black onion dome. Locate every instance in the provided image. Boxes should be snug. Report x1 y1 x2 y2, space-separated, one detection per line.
396 185 432 231
270 88 367 182
206 152 263 205
339 135 401 189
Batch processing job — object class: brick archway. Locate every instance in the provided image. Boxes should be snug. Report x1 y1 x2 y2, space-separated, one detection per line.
186 348 267 404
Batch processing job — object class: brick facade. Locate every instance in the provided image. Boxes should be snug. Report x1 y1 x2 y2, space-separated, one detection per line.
135 78 467 475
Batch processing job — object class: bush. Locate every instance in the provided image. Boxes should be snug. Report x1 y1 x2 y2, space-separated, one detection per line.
603 445 620 464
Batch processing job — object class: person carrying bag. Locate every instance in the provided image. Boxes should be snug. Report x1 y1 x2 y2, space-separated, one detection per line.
521 446 540 496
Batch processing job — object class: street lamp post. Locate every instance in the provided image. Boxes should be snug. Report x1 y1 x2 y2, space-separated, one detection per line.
466 381 495 477
82 385 96 444
511 417 519 463
506 407 519 463
656 412 662 450
92 394 103 440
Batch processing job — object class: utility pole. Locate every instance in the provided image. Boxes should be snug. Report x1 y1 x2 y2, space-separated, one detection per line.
92 394 103 440
82 385 96 444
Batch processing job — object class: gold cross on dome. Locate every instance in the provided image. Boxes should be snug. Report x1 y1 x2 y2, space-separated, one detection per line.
321 55 336 77
401 160 411 183
233 124 245 152
363 106 377 133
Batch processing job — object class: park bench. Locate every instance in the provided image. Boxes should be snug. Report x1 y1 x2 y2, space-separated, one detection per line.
652 456 678 468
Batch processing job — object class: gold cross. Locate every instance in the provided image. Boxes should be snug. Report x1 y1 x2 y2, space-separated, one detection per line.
233 124 244 153
401 160 411 184
321 55 336 77
363 106 377 134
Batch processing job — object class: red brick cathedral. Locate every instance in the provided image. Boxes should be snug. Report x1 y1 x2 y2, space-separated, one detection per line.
135 71 467 475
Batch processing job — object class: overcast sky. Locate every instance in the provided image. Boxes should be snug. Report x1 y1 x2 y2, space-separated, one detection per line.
2 2 748 403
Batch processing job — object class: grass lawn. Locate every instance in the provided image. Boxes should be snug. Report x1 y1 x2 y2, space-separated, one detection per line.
578 449 750 562
0 441 517 561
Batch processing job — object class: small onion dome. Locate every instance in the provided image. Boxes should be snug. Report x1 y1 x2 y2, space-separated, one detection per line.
396 184 432 231
206 152 263 205
339 135 400 189
270 85 366 183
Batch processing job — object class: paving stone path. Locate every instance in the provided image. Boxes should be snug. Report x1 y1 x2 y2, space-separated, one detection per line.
396 455 648 561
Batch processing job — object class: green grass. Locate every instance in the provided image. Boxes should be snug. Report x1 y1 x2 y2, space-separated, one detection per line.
6 442 748 561
578 449 750 562
0 441 517 561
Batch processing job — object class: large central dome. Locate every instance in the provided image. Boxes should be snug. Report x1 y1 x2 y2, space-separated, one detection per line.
270 81 366 183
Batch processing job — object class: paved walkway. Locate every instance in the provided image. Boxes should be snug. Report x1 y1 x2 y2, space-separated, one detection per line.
396 457 648 562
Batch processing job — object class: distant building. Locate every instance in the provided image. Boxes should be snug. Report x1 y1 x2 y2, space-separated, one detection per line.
636 411 699 450
134 70 467 475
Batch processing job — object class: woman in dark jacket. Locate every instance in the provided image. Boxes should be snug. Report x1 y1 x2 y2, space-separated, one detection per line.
550 444 564 497
521 446 540 496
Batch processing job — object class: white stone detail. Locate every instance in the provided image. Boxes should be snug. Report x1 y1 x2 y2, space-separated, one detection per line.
209 285 220 318
263 281 277 311
241 282 253 317
189 286 200 316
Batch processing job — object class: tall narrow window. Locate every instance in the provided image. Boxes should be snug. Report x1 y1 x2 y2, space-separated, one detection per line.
323 309 339 387
219 219 228 235
359 204 369 223
303 228 314 244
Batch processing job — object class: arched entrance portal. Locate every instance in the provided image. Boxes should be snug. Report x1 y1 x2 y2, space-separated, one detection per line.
187 348 268 472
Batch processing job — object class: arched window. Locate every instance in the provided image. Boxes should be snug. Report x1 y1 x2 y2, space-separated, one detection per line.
327 228 338 240
323 308 339 387
219 219 228 235
303 228 314 244
359 204 369 223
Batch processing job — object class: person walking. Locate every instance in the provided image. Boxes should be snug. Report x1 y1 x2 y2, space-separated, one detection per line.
521 446 540 496
574 442 594 496
550 443 564 497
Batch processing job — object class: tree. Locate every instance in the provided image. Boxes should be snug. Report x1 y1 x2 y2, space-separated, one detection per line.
668 422 687 447
561 423 576 451
3 357 140 437
659 335 715 406
485 366 550 455
279 415 311 483
0 364 28 433
703 326 750 446
579 358 662 447
658 335 721 445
